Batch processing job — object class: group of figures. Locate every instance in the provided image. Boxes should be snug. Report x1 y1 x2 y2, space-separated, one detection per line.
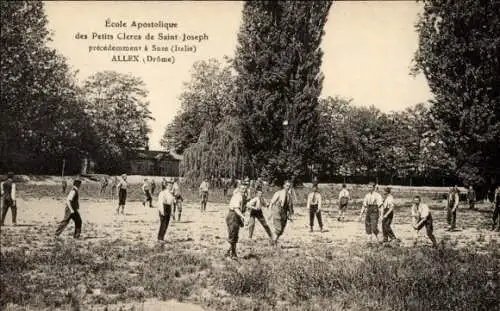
222 180 500 259
1 172 499 258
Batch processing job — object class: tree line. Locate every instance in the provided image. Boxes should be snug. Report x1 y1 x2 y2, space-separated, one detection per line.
1 1 153 174
162 0 499 192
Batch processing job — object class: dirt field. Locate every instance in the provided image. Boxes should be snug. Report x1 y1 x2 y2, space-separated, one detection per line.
1 181 499 311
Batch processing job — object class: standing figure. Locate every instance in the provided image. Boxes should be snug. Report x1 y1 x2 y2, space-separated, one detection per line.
223 178 229 197
55 179 82 239
447 186 459 231
359 182 383 243
268 180 294 245
199 178 210 213
62 178 68 194
246 189 273 241
150 179 156 196
467 185 476 210
1 172 17 226
172 178 183 221
491 185 500 232
116 174 128 215
110 176 118 201
338 184 350 222
307 185 324 232
381 187 398 243
100 177 108 195
411 195 438 247
255 177 263 192
225 183 246 259
142 178 152 208
157 178 175 243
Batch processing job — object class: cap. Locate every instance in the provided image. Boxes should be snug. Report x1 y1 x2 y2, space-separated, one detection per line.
384 187 391 194
73 178 82 186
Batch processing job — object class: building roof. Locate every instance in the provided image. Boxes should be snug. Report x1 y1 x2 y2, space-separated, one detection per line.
132 149 183 161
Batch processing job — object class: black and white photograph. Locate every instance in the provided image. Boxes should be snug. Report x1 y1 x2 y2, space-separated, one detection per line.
1 1 499 310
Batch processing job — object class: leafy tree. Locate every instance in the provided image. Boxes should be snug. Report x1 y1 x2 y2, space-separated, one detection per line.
413 0 500 186
82 71 153 172
161 58 236 154
234 1 332 185
0 1 92 173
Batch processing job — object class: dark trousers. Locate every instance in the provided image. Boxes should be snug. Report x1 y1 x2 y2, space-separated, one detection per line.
226 210 242 257
309 204 323 230
493 204 500 230
365 205 379 235
1 199 17 225
382 211 397 241
248 209 272 239
55 207 82 238
416 214 438 246
468 201 475 209
158 204 172 240
143 191 152 206
447 206 456 229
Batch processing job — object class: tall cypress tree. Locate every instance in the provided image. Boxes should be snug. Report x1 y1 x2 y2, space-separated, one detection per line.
234 1 332 184
413 0 500 187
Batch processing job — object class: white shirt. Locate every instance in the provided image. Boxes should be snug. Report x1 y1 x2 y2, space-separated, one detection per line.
338 189 350 200
0 182 16 201
118 178 128 190
142 182 150 192
247 196 267 210
411 203 430 220
157 189 175 214
269 189 293 209
307 192 322 209
363 191 383 207
199 181 209 192
229 190 243 210
382 194 394 211
172 182 181 196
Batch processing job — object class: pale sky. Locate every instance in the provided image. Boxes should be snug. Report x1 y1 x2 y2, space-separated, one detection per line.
44 1 431 150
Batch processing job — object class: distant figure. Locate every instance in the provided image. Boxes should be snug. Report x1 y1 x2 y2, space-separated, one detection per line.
150 179 156 196
62 178 68 194
467 185 476 210
116 174 128 215
55 178 82 239
223 178 229 197
172 178 183 221
359 182 383 244
381 187 399 243
110 176 118 201
255 177 263 192
338 184 350 222
411 195 438 247
199 178 210 213
157 179 175 243
307 185 324 232
100 177 108 195
1 172 17 226
447 186 459 231
268 180 294 245
142 178 152 208
492 185 500 232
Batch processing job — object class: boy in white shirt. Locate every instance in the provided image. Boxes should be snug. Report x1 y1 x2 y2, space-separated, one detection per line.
246 189 273 241
359 182 383 243
338 184 350 221
157 178 175 242
225 184 247 258
307 185 324 232
411 195 438 247
381 187 398 243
